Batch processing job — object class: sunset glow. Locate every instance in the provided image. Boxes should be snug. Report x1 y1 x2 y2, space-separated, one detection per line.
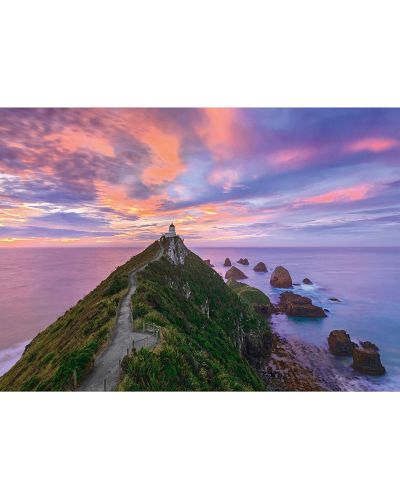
1 108 400 247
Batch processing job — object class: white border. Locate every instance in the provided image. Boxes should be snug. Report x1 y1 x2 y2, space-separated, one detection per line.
1 1 400 497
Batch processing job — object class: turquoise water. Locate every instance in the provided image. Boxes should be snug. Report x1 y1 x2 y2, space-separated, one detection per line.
0 246 399 390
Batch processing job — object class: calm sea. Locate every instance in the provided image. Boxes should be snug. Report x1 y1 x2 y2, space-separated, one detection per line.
1 246 399 391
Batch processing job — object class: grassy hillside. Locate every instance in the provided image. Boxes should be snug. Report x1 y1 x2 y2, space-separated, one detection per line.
0 242 160 391
227 278 271 307
118 246 270 391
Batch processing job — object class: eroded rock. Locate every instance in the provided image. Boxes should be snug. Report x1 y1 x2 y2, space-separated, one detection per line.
270 266 293 288
237 258 249 265
352 346 386 376
328 330 355 356
223 258 232 267
253 262 267 272
278 291 326 318
225 266 248 280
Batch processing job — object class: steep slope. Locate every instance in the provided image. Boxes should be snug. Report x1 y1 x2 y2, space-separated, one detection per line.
0 242 160 391
117 237 270 391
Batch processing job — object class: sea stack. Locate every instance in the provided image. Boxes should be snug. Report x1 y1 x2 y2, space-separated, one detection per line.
237 258 249 265
253 262 267 272
328 330 355 356
223 258 232 267
270 266 292 288
278 291 326 318
352 343 386 376
303 278 313 285
225 266 248 280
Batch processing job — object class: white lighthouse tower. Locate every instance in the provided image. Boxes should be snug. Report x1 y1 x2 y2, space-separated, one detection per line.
165 222 177 238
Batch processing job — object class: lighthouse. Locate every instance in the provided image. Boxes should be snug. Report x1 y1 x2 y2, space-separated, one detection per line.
165 222 177 238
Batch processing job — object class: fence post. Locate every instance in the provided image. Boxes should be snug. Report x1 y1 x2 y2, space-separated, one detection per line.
103 378 107 392
143 320 145 333
73 369 77 389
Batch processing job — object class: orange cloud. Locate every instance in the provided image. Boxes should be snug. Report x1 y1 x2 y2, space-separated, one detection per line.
197 109 244 160
347 137 399 153
297 184 371 206
140 126 186 185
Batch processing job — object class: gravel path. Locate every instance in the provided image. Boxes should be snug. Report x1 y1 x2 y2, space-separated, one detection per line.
78 242 163 391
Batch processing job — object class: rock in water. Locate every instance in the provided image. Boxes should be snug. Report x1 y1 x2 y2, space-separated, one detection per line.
278 291 326 318
352 345 386 375
225 266 248 280
204 259 214 267
253 262 267 272
328 330 355 356
303 278 313 285
329 297 341 302
360 340 379 351
270 266 293 288
223 258 232 267
237 258 249 265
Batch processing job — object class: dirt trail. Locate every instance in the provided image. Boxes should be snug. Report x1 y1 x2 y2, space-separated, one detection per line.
78 242 163 391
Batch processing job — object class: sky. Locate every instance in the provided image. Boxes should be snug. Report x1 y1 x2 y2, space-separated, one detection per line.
0 108 400 247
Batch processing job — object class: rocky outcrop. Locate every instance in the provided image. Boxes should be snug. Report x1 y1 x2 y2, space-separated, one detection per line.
278 292 327 318
352 345 386 376
303 278 313 285
204 259 214 267
165 237 189 265
242 332 272 368
328 330 356 356
360 340 379 351
223 258 232 267
270 266 292 288
237 258 249 265
328 297 341 302
253 262 267 272
225 266 248 280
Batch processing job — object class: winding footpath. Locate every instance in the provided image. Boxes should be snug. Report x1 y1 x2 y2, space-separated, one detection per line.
78 242 164 391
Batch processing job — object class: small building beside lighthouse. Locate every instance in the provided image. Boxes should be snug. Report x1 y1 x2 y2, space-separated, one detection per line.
164 222 177 238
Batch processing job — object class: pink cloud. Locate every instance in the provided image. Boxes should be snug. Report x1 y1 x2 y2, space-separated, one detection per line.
267 146 316 168
347 137 400 153
296 184 372 206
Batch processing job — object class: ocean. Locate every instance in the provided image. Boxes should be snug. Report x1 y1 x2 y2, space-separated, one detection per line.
1 246 399 391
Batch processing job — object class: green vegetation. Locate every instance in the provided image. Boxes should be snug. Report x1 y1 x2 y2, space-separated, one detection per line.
227 278 271 307
0 242 160 391
118 248 270 391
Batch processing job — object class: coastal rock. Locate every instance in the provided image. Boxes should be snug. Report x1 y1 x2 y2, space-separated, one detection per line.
328 330 355 356
278 291 326 318
237 258 249 265
165 237 189 265
253 262 268 272
328 297 341 302
204 259 214 267
242 332 272 368
303 278 313 285
360 340 379 352
225 266 248 280
352 346 386 376
223 258 232 267
270 266 293 288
